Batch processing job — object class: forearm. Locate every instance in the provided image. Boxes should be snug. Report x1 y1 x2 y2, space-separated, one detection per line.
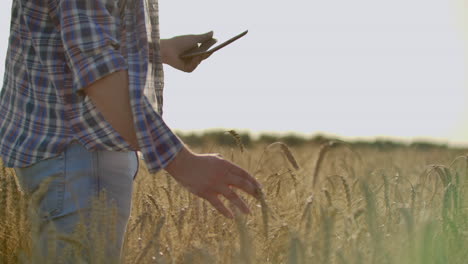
165 145 192 176
82 70 140 150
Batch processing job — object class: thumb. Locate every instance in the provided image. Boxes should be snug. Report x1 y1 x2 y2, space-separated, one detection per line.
195 31 214 43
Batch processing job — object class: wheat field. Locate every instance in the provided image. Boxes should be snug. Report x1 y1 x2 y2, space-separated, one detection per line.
1 137 468 263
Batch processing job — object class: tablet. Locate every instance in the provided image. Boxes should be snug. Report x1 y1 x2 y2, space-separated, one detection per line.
179 30 248 59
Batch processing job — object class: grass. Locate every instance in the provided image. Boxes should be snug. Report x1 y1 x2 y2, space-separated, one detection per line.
1 139 468 263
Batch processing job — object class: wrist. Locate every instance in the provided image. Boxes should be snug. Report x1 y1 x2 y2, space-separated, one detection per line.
160 38 172 65
165 145 193 177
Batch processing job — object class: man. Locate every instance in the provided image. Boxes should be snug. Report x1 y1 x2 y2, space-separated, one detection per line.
0 0 262 262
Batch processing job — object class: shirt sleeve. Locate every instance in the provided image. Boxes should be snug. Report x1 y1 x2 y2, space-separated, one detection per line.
134 96 184 174
57 0 128 94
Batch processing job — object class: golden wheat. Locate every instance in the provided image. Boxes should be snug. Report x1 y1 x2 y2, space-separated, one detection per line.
1 141 468 263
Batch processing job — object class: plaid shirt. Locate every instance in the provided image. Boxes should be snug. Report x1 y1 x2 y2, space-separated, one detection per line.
0 0 183 173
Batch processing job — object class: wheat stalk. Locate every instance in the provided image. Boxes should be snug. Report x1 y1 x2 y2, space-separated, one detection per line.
278 143 300 170
266 142 300 171
234 213 253 264
134 216 165 264
176 207 188 238
312 141 335 189
340 176 352 210
302 195 315 237
320 206 335 264
0 171 10 261
323 189 333 207
257 190 269 239
145 194 162 213
227 130 245 153
288 234 305 264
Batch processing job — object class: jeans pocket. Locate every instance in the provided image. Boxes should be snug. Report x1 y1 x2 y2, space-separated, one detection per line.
15 153 66 218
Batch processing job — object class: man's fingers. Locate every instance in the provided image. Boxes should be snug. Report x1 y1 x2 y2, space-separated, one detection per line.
184 56 203 72
226 172 259 198
226 163 262 191
185 38 216 62
186 44 200 54
195 31 214 43
206 195 233 219
221 187 251 214
198 38 217 53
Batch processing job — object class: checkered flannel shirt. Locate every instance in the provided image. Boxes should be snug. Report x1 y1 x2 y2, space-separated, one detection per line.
0 0 183 173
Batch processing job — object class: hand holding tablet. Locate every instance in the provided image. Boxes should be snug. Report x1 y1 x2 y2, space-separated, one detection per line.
179 30 248 59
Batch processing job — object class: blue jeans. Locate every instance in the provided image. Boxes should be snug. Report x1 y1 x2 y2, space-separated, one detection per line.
14 140 139 263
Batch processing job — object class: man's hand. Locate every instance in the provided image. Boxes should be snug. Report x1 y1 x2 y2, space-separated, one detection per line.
165 146 262 219
161 31 217 72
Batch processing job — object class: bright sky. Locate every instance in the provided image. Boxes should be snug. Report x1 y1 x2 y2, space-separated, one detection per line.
0 0 466 145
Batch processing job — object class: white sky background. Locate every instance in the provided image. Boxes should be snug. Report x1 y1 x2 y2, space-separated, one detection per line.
0 0 466 145
159 0 467 145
